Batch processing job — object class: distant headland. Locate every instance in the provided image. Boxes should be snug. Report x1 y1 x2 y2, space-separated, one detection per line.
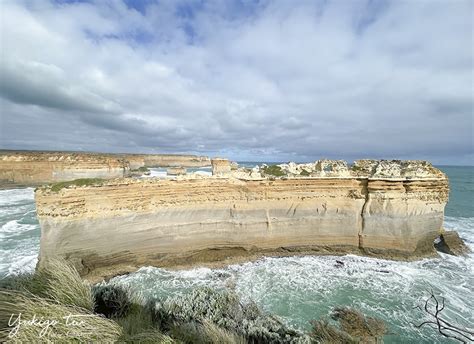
8 152 449 282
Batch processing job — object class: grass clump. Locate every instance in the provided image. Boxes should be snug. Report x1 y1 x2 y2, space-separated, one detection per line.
0 290 122 343
50 178 105 192
1 259 93 311
262 165 286 177
309 307 386 344
0 259 120 342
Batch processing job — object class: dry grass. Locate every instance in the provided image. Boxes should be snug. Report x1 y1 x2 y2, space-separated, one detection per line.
332 307 386 341
310 307 387 344
200 320 247 344
310 319 356 344
0 289 122 343
34 259 94 311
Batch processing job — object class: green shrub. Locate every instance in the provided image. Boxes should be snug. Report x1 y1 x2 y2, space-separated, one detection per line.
131 167 150 173
50 178 105 192
154 287 307 343
0 274 34 292
262 165 285 177
93 284 131 318
299 170 310 176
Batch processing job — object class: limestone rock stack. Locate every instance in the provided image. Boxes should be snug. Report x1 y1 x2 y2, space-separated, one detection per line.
0 151 211 187
0 151 129 187
211 158 231 176
35 159 449 281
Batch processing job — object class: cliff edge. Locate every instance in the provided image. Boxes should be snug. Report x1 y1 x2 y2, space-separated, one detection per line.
0 150 211 188
35 159 448 282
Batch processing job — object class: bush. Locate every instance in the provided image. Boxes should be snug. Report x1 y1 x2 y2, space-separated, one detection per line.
50 178 105 192
299 170 310 176
93 284 131 318
154 287 308 343
262 165 285 177
131 166 150 173
309 307 386 344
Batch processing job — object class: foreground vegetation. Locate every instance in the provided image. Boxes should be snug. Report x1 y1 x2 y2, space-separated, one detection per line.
0 260 387 343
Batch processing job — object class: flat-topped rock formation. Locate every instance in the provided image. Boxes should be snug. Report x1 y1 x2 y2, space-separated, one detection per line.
0 150 210 188
35 159 449 282
0 151 129 188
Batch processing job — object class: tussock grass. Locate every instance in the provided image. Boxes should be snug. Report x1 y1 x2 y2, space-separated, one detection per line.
310 319 356 344
200 320 247 344
0 259 93 311
309 307 386 344
0 289 122 343
35 259 94 311
332 307 386 341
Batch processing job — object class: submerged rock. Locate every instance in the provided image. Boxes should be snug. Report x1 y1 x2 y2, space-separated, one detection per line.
434 231 471 256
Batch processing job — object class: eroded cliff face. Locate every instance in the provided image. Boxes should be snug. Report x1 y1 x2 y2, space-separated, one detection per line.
0 151 129 187
0 151 211 187
34 160 448 282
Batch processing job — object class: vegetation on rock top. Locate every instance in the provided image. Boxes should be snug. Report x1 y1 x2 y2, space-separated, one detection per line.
262 165 286 177
131 166 150 172
50 178 105 192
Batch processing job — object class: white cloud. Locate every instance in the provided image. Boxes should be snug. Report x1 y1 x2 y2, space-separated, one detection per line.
0 0 472 164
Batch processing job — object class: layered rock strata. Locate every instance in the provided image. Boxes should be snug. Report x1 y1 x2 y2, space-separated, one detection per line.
211 158 232 176
0 151 129 187
167 167 187 176
0 151 211 187
35 160 449 281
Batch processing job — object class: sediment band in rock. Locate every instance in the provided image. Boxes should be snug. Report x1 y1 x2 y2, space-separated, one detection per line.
34 160 449 281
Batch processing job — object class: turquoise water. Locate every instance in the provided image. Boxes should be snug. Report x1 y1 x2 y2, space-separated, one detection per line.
441 166 474 218
0 166 472 343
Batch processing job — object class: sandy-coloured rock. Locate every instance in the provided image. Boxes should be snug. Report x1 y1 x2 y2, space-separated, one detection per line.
0 150 211 188
35 160 449 282
434 230 471 256
0 151 129 187
211 158 231 176
167 167 187 176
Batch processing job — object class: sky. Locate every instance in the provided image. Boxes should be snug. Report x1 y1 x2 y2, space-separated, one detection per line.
0 0 473 164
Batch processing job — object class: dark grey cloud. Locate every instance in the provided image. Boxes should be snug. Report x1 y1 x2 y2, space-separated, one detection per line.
0 0 472 164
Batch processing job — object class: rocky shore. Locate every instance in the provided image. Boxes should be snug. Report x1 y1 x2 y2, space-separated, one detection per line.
34 159 449 282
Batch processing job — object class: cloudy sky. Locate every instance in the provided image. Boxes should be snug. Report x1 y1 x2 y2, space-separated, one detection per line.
0 0 472 164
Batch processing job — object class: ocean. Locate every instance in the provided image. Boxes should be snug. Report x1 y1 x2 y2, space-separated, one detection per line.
0 165 472 343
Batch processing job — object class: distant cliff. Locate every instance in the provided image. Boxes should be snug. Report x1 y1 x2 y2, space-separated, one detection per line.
121 154 211 169
0 151 211 187
0 151 128 187
35 160 448 282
